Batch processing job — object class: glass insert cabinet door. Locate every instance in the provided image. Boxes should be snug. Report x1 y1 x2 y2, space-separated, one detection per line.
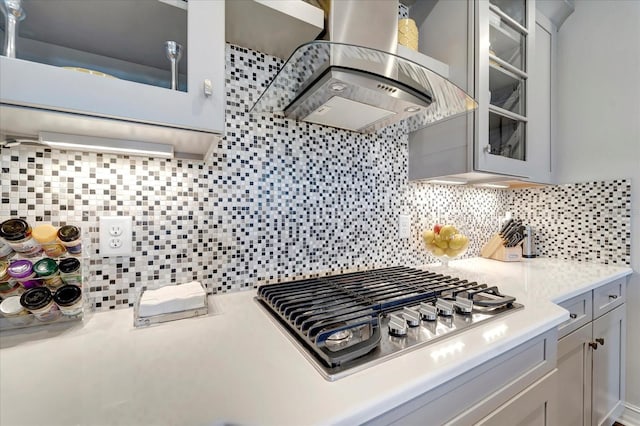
476 0 534 178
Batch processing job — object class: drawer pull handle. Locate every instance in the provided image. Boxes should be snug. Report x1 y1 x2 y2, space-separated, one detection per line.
595 337 605 346
609 294 618 300
569 313 577 319
589 342 599 350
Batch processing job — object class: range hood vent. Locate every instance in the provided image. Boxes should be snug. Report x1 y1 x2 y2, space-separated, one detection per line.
251 41 477 134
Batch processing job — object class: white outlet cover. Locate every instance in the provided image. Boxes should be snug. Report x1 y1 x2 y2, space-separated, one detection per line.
99 216 133 257
399 214 411 239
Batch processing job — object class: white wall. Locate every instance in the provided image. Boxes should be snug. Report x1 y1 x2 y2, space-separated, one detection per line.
554 0 640 414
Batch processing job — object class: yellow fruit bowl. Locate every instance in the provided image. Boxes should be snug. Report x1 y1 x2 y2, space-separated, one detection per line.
422 224 470 265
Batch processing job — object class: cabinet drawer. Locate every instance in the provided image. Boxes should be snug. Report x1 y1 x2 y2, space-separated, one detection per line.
593 278 625 319
557 293 593 339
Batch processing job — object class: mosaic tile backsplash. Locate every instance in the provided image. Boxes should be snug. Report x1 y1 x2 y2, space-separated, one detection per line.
507 180 631 264
0 44 632 311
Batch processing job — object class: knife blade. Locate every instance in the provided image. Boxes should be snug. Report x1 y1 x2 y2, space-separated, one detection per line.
507 225 526 247
501 220 521 245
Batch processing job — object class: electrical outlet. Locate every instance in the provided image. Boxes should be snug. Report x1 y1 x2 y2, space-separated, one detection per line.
99 216 133 257
399 214 411 239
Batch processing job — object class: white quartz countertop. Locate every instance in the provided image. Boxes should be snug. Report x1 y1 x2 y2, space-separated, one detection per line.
0 258 632 426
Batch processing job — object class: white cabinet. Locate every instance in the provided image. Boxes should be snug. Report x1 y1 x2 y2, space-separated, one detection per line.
528 12 555 183
0 0 224 159
557 278 627 426
364 329 558 425
475 371 557 426
408 0 555 185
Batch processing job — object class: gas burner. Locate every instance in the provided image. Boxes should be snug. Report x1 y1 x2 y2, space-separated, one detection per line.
325 328 354 350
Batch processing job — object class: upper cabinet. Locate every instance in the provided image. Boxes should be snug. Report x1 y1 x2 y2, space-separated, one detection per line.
476 0 539 179
408 0 556 186
0 0 225 159
225 0 324 60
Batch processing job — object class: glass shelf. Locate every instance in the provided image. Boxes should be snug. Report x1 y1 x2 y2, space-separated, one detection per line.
0 0 188 91
489 64 525 115
488 111 526 161
489 0 526 28
489 19 525 72
251 41 477 133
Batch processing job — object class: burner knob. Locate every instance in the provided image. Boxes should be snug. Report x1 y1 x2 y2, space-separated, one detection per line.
388 313 408 336
403 307 420 327
419 302 437 321
436 299 454 316
454 296 473 314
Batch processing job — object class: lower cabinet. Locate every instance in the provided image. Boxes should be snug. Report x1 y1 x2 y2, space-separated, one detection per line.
557 278 627 426
475 370 557 426
364 329 558 426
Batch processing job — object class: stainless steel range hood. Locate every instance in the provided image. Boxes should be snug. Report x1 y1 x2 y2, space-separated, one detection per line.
250 0 477 134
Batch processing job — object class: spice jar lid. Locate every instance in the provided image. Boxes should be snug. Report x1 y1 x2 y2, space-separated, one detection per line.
57 225 81 242
0 219 31 241
20 287 53 310
32 224 59 242
0 296 26 315
33 258 59 277
53 285 82 307
7 259 34 279
0 260 8 278
58 257 81 274
0 280 19 292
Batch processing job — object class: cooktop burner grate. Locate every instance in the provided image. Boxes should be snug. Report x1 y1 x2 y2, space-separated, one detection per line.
257 266 520 373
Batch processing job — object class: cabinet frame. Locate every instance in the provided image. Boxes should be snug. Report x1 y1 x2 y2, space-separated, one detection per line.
0 0 224 158
475 0 536 178
557 279 628 426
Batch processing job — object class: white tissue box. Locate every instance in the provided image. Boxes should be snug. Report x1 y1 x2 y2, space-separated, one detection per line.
134 281 208 327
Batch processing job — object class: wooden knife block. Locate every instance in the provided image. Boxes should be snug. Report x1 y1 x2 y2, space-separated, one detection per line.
480 234 523 262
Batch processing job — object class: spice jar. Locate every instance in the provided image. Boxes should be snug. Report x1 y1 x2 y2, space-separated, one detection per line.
58 258 82 286
0 239 15 260
0 280 24 298
7 259 36 283
20 287 60 322
32 224 67 258
33 258 64 289
0 296 34 326
0 261 10 282
0 219 42 257
53 285 83 316
57 225 82 255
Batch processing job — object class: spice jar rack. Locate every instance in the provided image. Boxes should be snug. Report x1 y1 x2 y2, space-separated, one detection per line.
0 222 90 332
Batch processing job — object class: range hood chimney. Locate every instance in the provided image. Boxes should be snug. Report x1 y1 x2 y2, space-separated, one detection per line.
251 0 476 134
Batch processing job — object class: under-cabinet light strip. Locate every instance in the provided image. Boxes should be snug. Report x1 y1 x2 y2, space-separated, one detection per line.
39 132 174 159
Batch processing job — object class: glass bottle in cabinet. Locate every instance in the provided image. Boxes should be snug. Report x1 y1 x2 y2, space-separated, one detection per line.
476 0 535 178
0 0 224 138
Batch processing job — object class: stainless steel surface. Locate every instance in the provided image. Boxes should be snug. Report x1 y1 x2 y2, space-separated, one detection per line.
321 0 398 77
522 225 535 257
322 0 397 55
1 0 25 58
283 67 432 133
250 0 477 134
164 41 183 91
256 266 522 381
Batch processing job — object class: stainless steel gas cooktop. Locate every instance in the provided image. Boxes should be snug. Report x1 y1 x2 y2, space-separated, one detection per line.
256 266 522 381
